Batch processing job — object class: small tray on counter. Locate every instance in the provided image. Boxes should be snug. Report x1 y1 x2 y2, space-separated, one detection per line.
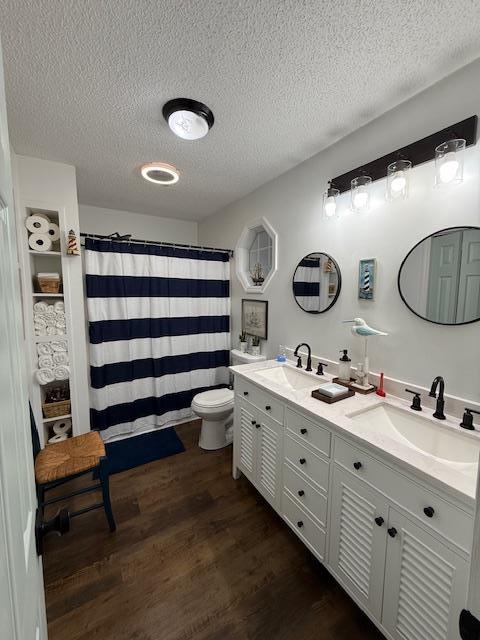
311 387 355 404
332 377 377 395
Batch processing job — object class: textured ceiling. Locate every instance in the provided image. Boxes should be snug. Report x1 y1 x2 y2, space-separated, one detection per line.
2 1 480 221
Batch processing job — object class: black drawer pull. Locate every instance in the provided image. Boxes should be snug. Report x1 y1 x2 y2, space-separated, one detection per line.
251 420 256 425
300 428 308 435
243 391 249 396
299 458 306 465
423 506 435 518
298 490 305 497
388 527 397 538
353 461 362 470
375 516 384 527
255 423 261 429
297 521 304 528
265 405 271 411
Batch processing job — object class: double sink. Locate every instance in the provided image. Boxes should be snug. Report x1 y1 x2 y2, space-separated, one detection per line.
255 364 480 466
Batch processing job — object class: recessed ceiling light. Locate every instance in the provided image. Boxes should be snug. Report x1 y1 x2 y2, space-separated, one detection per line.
162 98 214 140
140 162 179 185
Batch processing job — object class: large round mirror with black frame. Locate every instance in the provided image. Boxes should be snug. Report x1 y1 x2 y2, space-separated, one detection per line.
292 252 341 313
398 226 480 325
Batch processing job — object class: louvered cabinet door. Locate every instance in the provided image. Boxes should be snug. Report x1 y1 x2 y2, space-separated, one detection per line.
257 414 283 510
235 399 258 482
382 508 469 640
329 466 389 621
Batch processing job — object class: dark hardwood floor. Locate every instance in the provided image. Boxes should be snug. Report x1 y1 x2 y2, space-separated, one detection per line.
43 420 385 640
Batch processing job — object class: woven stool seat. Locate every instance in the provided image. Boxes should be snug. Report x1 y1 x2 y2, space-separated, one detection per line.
35 431 105 484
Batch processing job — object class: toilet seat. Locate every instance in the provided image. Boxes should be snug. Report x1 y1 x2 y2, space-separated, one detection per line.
192 388 234 409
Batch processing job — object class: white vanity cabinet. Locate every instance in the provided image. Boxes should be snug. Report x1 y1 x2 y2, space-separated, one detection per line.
232 373 473 640
234 395 284 510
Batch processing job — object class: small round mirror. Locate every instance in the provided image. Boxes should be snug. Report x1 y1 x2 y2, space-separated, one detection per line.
398 226 480 325
292 252 341 313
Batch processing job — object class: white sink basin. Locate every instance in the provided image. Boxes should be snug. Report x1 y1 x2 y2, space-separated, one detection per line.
255 365 320 391
349 404 480 464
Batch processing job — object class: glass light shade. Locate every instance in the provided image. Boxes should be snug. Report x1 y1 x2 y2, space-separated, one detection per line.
435 139 465 186
351 176 371 213
323 187 339 219
168 109 209 140
387 159 411 200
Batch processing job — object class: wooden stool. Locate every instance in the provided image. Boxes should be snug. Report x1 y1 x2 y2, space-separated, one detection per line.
31 410 116 533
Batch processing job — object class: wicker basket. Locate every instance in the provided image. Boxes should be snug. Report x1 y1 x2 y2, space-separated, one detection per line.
37 275 61 294
42 399 71 419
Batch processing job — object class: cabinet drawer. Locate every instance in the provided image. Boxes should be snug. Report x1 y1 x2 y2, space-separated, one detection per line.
282 491 326 560
235 377 284 424
334 437 473 553
284 434 329 492
285 407 331 458
283 463 327 526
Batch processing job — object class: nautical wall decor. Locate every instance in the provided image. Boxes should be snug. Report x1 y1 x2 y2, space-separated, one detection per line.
242 299 268 340
358 258 376 300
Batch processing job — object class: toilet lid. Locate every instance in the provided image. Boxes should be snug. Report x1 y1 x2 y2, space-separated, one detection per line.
193 388 234 408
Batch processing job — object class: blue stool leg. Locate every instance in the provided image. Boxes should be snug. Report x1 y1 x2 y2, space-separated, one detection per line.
99 457 116 532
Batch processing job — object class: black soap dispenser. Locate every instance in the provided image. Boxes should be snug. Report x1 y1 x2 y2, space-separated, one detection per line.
338 349 351 383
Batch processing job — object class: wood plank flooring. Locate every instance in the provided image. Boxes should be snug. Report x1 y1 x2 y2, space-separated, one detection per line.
43 420 385 640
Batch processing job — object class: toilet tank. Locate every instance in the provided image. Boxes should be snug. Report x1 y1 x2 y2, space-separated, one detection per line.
230 349 266 366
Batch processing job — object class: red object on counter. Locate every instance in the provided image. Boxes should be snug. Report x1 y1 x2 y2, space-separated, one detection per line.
376 372 386 397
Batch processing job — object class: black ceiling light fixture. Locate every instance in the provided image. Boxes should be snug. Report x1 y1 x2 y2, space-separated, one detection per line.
162 98 214 140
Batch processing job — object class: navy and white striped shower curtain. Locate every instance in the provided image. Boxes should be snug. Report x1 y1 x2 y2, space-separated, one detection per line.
85 238 230 440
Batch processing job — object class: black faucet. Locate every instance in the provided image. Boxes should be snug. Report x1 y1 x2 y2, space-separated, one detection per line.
429 376 446 420
294 343 312 372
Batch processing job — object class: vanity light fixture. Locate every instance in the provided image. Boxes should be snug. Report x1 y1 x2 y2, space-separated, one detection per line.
162 98 214 140
387 159 411 201
140 162 180 185
351 175 371 213
435 138 466 186
323 181 339 218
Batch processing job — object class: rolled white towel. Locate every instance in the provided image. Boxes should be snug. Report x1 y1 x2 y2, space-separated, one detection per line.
38 354 53 369
54 365 70 380
34 325 47 336
35 368 55 385
46 326 57 335
43 312 56 326
51 340 68 352
37 342 53 356
56 319 66 330
52 352 69 366
54 301 64 312
33 301 48 313
56 327 66 335
34 314 47 327
47 304 55 312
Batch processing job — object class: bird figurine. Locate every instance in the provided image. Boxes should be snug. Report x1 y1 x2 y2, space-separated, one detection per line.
342 318 388 390
342 317 388 337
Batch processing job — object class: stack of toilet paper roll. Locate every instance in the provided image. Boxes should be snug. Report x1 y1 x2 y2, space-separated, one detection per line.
35 337 70 385
25 213 60 252
48 417 72 444
33 300 66 337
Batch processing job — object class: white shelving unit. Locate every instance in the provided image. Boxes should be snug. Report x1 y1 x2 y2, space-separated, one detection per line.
14 156 90 448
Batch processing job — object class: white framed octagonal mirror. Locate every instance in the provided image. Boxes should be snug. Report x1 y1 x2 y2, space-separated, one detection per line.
235 217 278 293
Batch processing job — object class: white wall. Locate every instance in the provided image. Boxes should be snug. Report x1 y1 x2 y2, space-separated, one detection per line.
199 58 480 405
79 204 198 244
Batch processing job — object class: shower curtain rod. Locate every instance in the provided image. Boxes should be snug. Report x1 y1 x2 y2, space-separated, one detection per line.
80 232 234 257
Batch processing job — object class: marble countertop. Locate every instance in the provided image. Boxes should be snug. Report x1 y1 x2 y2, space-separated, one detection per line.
230 359 480 508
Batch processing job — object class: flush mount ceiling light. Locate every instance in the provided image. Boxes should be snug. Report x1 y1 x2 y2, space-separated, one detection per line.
162 98 214 140
140 162 179 185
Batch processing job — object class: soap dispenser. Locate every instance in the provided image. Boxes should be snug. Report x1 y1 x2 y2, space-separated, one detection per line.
338 349 351 383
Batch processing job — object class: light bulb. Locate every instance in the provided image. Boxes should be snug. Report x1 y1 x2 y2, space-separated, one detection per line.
324 196 336 217
353 191 368 209
390 171 406 193
168 110 209 140
438 152 459 184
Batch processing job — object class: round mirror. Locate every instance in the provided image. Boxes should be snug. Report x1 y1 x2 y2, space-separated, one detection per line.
398 226 480 325
292 252 341 313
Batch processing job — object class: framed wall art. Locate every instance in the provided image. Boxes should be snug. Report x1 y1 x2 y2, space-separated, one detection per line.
358 258 376 300
241 299 268 339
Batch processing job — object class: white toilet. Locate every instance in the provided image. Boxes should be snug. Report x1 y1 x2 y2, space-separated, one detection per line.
192 348 266 450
